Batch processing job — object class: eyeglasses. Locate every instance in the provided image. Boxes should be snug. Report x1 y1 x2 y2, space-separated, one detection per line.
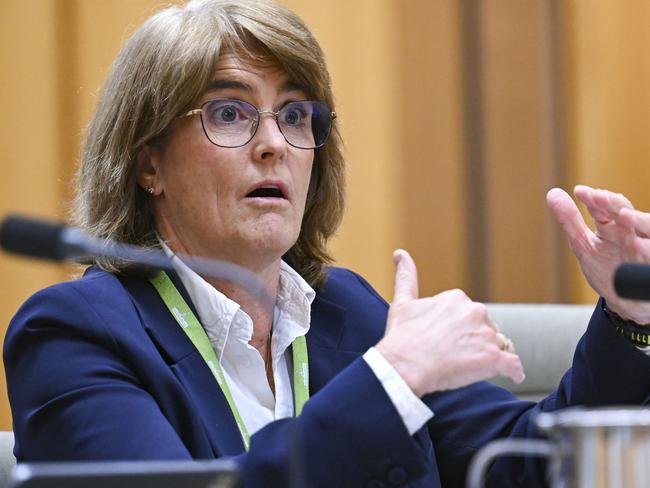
181 98 336 149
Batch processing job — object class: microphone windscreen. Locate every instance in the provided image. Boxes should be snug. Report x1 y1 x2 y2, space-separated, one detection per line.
614 263 650 301
0 215 68 261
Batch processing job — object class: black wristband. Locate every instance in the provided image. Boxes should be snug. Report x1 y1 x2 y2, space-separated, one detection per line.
603 302 650 347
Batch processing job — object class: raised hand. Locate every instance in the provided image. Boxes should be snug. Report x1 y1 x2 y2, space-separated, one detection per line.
547 185 650 324
375 250 525 397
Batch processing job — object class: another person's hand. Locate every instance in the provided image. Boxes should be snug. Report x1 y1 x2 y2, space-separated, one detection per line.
547 185 650 324
375 250 525 397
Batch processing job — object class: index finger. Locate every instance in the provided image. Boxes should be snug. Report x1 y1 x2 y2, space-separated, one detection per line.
576 186 634 224
617 208 650 237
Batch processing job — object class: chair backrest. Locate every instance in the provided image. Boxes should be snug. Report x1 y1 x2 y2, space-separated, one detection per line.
486 303 593 400
0 431 15 488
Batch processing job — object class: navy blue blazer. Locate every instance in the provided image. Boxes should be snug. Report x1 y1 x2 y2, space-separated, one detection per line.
5 266 650 487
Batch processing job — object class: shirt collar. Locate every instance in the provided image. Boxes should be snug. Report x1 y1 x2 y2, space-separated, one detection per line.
158 240 314 358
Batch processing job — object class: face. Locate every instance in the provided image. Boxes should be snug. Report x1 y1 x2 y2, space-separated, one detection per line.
137 52 314 273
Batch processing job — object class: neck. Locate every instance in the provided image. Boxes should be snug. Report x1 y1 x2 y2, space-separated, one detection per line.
206 263 280 347
156 224 282 341
209 266 279 396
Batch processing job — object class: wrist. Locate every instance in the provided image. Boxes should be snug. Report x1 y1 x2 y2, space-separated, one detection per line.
603 301 650 347
602 297 650 323
375 341 428 397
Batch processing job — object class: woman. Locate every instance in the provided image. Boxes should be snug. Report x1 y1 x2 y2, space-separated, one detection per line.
5 1 650 487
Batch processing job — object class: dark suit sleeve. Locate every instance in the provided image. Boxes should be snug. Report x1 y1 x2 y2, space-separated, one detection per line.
339 270 650 486
245 358 433 487
4 284 194 461
424 299 650 487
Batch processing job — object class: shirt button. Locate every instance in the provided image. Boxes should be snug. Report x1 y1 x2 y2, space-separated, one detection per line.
241 357 251 367
387 467 407 486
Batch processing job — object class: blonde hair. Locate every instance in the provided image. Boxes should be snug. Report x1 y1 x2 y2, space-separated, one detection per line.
73 0 345 287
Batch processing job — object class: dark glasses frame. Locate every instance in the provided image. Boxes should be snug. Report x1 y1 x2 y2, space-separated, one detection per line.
181 98 336 150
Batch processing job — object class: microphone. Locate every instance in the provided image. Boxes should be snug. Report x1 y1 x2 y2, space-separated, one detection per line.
1 215 111 262
0 214 272 306
614 263 650 301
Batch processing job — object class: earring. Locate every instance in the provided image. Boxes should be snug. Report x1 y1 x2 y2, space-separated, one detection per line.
146 186 155 195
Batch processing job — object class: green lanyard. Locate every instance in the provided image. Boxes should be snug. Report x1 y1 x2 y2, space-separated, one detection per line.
149 271 310 451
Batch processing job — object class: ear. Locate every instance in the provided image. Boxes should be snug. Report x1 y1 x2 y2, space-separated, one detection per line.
136 144 161 195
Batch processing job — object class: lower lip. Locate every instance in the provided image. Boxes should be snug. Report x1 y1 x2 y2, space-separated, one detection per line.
244 197 289 207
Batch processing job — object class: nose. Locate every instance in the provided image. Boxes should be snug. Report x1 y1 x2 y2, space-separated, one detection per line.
250 111 287 162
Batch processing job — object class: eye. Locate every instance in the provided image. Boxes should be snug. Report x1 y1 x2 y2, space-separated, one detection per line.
204 100 253 126
283 109 301 125
280 103 309 127
218 105 238 122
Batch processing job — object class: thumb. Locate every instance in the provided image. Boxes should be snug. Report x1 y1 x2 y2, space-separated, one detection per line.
546 187 590 254
392 249 419 305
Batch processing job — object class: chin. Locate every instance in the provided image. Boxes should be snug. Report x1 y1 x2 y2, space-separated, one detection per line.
254 236 296 259
238 228 297 261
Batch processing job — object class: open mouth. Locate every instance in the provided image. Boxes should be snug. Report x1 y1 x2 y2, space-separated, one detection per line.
246 186 286 199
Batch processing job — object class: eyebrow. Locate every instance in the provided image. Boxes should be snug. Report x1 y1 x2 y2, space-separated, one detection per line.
204 79 253 93
282 79 308 94
202 78 309 97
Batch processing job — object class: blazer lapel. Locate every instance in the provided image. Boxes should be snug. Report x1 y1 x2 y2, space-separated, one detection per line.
121 273 246 456
308 295 363 393
120 272 362 455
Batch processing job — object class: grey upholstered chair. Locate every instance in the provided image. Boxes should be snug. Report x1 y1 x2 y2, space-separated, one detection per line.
487 303 593 400
0 432 15 488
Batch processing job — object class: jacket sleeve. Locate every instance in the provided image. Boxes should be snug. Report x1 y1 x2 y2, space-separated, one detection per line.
4 284 195 461
244 358 434 487
424 299 650 487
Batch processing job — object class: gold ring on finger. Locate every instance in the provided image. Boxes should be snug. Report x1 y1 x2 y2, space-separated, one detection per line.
496 332 510 352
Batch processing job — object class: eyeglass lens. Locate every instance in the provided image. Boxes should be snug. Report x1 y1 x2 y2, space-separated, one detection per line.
199 99 332 149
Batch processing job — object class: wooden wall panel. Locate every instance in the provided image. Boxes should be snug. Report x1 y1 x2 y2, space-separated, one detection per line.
0 0 69 430
478 0 569 302
396 1 469 298
565 0 650 303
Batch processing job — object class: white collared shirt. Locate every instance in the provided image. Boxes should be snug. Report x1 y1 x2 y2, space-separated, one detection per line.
161 243 432 436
